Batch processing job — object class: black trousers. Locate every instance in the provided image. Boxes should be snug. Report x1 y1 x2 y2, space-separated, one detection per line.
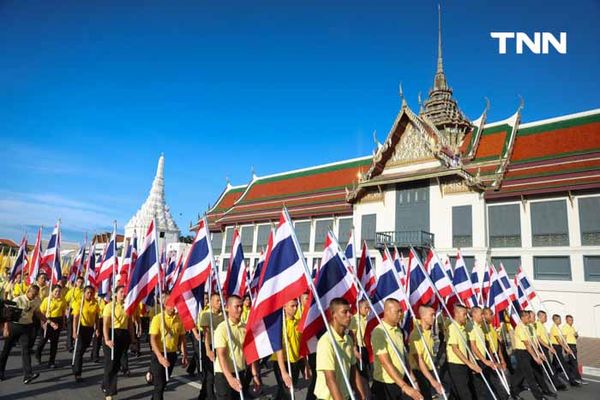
306 353 317 400
541 346 566 387
92 318 103 361
272 360 301 400
72 325 94 376
101 329 130 396
371 379 410 400
198 340 216 400
567 344 581 380
447 362 473 400
413 369 435 400
357 346 371 380
0 322 35 378
35 317 63 364
187 333 201 376
552 344 577 384
66 314 74 351
151 351 177 400
472 360 509 400
120 343 129 372
214 369 250 400
511 349 544 400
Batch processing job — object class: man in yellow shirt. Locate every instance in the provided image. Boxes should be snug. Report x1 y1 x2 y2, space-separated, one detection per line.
314 297 367 400
272 299 303 400
149 292 188 400
562 315 583 384
214 294 261 400
0 284 47 383
35 285 67 367
195 292 224 400
102 285 135 400
535 311 567 390
446 304 481 400
349 299 370 380
65 276 85 352
409 305 444 400
72 285 100 381
549 314 578 386
510 310 548 400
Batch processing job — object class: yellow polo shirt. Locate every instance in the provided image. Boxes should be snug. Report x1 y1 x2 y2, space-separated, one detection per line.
98 298 106 316
150 312 184 353
73 299 100 327
561 324 577 345
483 323 500 353
270 317 301 363
468 322 487 361
198 309 224 332
12 281 29 298
241 305 250 323
65 287 84 313
38 284 49 300
103 301 128 329
40 296 67 318
408 325 434 371
514 323 530 350
550 325 561 345
15 294 41 324
214 319 246 373
372 320 407 383
535 322 550 346
349 314 367 347
447 322 468 365
315 329 356 400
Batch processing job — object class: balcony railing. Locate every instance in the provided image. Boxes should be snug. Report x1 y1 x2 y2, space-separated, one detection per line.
375 230 435 249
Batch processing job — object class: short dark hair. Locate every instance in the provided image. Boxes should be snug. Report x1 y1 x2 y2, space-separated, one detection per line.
84 285 95 291
115 285 125 293
566 314 573 319
519 310 529 318
76 276 84 281
37 273 48 279
329 297 350 312
227 294 242 305
453 304 467 315
537 310 546 317
29 284 40 292
552 314 560 320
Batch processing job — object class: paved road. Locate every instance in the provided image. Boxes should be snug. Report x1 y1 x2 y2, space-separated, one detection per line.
0 335 597 399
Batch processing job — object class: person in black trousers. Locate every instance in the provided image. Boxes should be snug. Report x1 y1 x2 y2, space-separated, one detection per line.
101 286 135 400
0 285 46 383
35 285 67 368
72 286 100 381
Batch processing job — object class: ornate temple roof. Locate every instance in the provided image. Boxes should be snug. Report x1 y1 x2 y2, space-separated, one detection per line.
126 155 180 237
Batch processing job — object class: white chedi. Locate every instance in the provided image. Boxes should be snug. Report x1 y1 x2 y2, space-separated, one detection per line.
125 154 180 246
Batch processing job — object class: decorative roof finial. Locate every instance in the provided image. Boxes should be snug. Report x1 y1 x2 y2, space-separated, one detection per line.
372 129 382 149
399 82 407 108
251 166 257 180
437 3 443 75
517 94 525 112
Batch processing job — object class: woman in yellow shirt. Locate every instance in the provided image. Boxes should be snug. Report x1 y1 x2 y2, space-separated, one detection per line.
72 285 100 381
35 285 67 368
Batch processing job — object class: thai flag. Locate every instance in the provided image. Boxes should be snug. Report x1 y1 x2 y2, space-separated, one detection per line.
481 264 491 305
515 266 536 301
68 243 86 284
299 232 357 356
41 222 61 284
167 218 213 328
357 241 376 297
27 228 43 285
223 228 248 298
364 247 407 360
443 257 454 282
243 210 309 363
249 251 265 298
407 249 435 313
118 237 137 288
84 244 97 288
165 251 182 291
497 263 517 302
97 227 118 287
392 248 408 289
470 262 481 301
487 267 509 327
125 219 160 316
515 276 529 310
9 237 28 282
344 231 356 273
452 251 477 307
424 250 453 298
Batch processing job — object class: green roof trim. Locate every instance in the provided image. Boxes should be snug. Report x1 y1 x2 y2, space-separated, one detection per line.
481 123 511 136
510 148 600 165
253 158 371 186
517 112 600 137
504 165 600 181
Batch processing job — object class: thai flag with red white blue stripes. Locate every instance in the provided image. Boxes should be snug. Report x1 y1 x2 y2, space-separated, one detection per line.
27 228 42 285
41 222 62 284
407 249 435 313
97 228 118 289
451 251 477 307
424 249 453 299
299 231 357 356
9 237 27 283
243 210 308 363
125 219 160 316
487 266 510 327
167 218 213 328
357 241 376 297
515 266 536 301
223 228 248 298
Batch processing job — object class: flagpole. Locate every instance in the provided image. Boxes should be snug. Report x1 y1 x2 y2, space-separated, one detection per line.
282 308 296 400
205 218 245 400
283 209 356 400
72 240 88 366
412 248 501 400
351 229 363 372
110 221 117 361
151 219 170 382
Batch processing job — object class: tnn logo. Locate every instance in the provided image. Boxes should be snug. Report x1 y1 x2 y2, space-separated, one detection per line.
490 32 567 54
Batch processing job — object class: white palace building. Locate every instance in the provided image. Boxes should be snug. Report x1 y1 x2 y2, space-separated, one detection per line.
194 22 600 338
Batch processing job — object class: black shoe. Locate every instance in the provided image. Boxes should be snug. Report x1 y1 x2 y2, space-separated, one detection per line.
543 391 557 398
48 363 56 369
557 383 567 390
23 373 40 384
0 373 5 381
74 375 82 383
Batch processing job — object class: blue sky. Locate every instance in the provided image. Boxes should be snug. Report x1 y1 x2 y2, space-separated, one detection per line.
1 0 599 243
